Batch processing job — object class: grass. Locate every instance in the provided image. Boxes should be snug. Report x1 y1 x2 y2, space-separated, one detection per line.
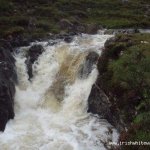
0 0 149 39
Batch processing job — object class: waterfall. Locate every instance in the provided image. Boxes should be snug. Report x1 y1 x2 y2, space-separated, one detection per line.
0 33 118 150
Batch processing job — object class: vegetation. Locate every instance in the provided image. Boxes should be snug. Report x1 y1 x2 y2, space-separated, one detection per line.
0 0 150 38
98 33 150 149
0 0 150 149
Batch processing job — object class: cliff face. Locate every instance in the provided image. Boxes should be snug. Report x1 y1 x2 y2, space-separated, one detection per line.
0 47 17 131
88 33 150 149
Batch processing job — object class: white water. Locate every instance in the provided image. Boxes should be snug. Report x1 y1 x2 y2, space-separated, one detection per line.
0 33 118 150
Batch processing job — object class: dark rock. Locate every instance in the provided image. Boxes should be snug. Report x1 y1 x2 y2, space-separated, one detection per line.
104 37 116 48
47 32 77 44
26 44 44 79
68 32 78 36
59 18 102 34
88 79 125 131
76 25 86 33
0 107 8 131
88 84 111 119
10 36 31 48
104 29 115 35
0 47 17 131
86 24 102 34
104 29 140 35
79 51 99 79
64 36 73 43
59 19 73 30
0 35 32 53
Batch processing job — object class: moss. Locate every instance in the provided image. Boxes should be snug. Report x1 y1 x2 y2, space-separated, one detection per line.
4 26 24 37
98 33 150 148
134 112 150 124
0 0 13 12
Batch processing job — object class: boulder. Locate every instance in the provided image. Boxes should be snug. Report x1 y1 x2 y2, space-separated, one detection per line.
0 47 17 131
26 44 44 79
79 51 99 79
76 25 86 33
59 19 73 30
88 84 111 120
88 82 124 131
104 29 139 35
64 36 73 43
85 24 102 34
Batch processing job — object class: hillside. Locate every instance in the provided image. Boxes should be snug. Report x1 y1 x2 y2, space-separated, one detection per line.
0 0 150 39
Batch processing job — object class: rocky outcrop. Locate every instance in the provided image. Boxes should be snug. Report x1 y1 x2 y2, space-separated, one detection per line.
59 18 102 34
0 47 17 131
88 80 124 131
0 35 32 51
88 32 150 137
88 84 111 118
26 44 44 80
59 19 73 31
104 29 140 35
88 35 133 131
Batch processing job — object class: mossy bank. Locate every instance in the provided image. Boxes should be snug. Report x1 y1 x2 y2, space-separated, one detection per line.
88 33 150 150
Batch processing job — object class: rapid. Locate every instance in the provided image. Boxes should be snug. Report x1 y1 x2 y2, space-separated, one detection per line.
0 32 118 150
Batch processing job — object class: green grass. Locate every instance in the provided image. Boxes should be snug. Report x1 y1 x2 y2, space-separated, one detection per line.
0 0 149 39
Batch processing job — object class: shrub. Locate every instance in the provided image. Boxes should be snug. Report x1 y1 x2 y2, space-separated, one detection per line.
4 26 24 36
109 46 150 91
0 0 13 12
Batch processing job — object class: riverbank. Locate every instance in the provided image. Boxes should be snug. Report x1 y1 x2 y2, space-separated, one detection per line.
88 32 150 150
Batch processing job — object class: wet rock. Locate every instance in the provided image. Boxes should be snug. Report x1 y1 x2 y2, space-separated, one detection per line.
0 107 8 131
86 24 102 34
59 19 73 30
88 84 112 120
104 37 116 48
26 44 44 80
64 36 73 43
0 35 32 53
104 29 115 35
88 79 125 131
0 47 17 131
76 25 86 33
104 29 139 35
59 18 101 34
68 31 78 36
79 51 99 79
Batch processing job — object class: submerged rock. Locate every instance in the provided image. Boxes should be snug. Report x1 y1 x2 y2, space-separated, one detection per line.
79 51 99 79
26 44 44 80
64 36 73 43
0 47 17 131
